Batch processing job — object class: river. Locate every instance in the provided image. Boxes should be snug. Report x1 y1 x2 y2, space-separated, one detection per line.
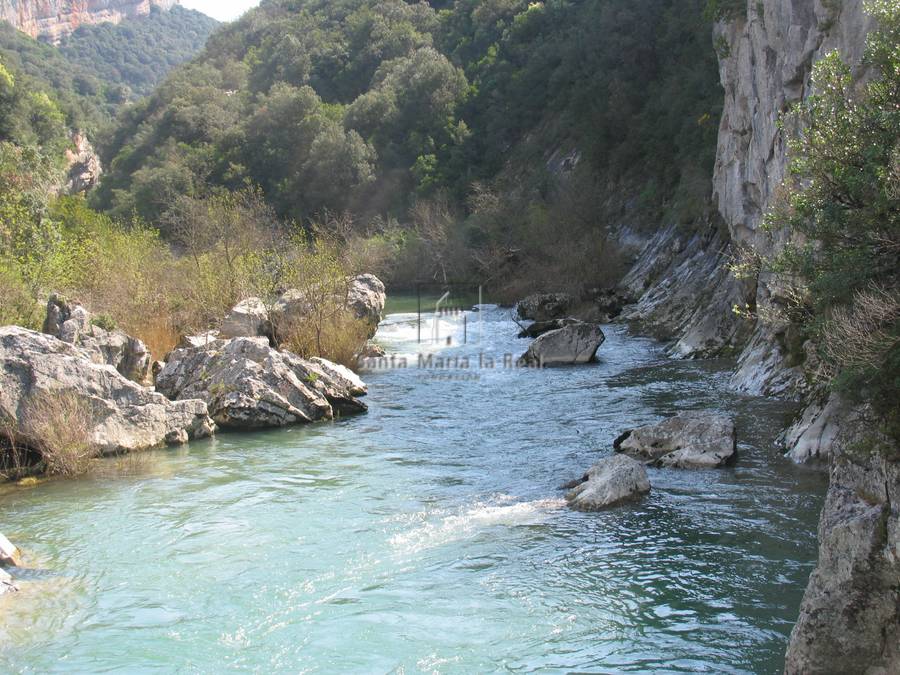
0 305 827 673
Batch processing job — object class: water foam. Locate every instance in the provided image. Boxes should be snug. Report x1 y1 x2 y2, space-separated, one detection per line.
389 496 565 555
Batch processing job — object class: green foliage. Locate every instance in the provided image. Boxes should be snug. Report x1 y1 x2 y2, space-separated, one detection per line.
703 0 745 21
57 7 218 100
767 0 900 435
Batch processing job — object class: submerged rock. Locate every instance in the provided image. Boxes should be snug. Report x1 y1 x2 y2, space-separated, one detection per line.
784 443 900 674
156 337 367 429
565 454 651 511
614 413 736 468
43 294 152 383
346 273 387 333
0 567 16 595
516 293 574 321
0 326 214 456
521 322 605 366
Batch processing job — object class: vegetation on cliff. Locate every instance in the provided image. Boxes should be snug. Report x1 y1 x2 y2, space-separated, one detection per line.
768 0 900 437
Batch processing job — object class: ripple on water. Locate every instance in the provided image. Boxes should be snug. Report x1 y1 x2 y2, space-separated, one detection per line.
0 307 826 673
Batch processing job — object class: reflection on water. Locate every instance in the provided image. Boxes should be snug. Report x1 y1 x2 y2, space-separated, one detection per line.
0 306 826 673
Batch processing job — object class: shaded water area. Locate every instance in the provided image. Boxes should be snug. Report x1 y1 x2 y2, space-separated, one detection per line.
0 306 827 673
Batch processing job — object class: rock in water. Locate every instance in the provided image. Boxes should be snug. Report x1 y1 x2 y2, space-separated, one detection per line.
156 337 367 429
272 274 387 341
521 322 605 366
517 318 578 339
219 297 272 340
614 413 736 468
43 294 152 383
0 567 16 595
516 293 574 321
0 326 214 454
784 446 900 674
0 532 20 567
565 454 651 511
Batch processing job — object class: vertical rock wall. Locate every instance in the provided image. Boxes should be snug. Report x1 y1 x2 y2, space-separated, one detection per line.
0 0 178 42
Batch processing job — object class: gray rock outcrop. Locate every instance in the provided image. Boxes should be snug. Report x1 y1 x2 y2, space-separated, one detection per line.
520 322 605 366
614 413 737 468
0 326 214 455
43 295 152 383
516 293 574 322
156 337 367 429
784 443 900 674
565 454 651 511
219 297 272 340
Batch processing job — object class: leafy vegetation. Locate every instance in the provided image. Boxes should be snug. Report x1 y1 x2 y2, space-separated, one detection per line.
57 6 219 100
766 0 900 436
91 0 722 295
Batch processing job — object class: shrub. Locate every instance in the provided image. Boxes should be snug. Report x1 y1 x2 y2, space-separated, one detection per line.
21 390 97 476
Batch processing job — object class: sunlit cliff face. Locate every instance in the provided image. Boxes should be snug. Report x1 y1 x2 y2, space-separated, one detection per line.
1 0 178 43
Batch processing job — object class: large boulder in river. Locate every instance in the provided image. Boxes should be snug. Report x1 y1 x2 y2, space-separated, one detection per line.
516 293 574 321
156 337 367 429
614 413 736 468
565 454 651 511
521 322 605 366
0 327 214 454
43 295 152 383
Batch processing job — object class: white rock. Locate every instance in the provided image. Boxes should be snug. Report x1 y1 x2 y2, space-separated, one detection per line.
566 454 651 511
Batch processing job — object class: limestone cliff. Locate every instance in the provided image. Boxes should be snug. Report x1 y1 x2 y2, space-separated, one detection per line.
0 0 178 42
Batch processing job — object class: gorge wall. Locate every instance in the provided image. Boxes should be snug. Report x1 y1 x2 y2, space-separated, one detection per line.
0 0 177 42
621 2 899 671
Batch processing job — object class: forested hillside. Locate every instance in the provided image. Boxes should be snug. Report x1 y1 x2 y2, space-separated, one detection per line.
57 6 218 99
92 0 722 293
0 5 217 134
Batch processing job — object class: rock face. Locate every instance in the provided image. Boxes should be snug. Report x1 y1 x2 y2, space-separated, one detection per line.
516 293 574 322
780 392 869 465
0 326 214 454
521 322 605 366
43 295 151 383
784 444 900 674
65 133 102 194
1 0 179 42
156 337 367 429
614 413 737 469
565 454 651 511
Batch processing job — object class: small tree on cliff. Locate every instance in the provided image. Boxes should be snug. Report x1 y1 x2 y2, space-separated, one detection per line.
767 0 900 436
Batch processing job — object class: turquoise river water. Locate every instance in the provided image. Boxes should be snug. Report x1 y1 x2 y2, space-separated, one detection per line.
0 306 827 673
